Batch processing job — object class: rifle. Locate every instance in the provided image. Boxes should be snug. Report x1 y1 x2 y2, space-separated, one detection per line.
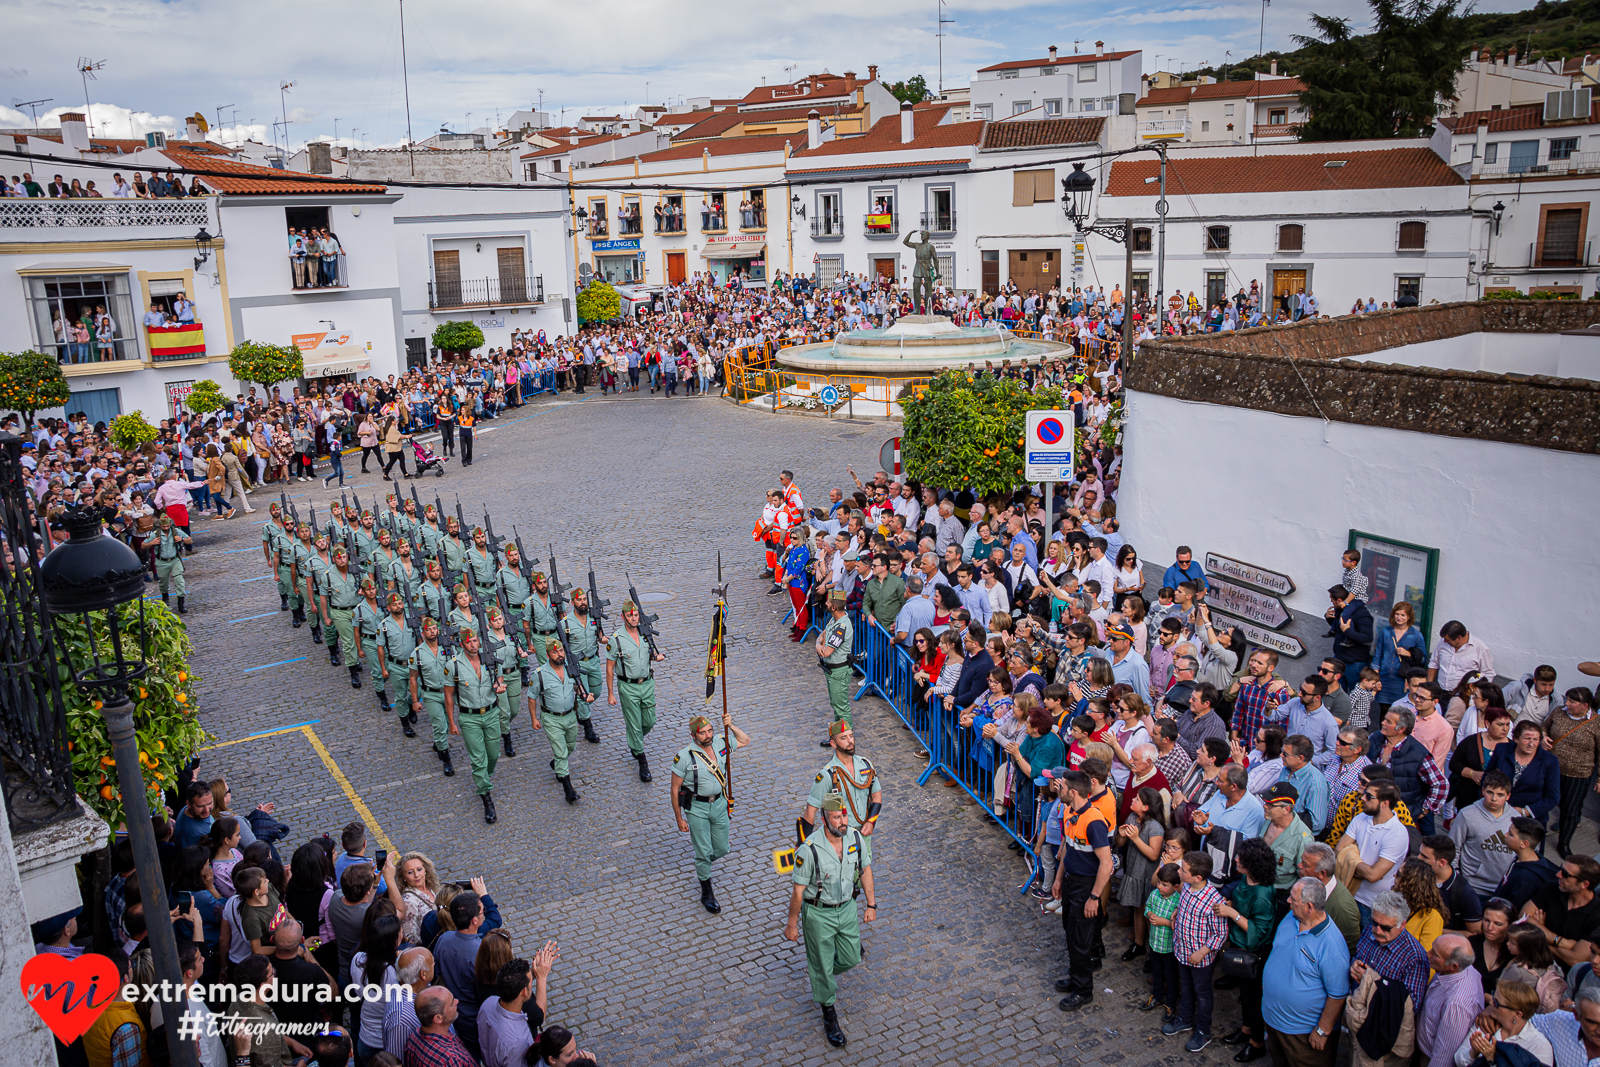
542 563 591 705
547 545 574 621
586 558 611 635
482 507 506 567
470 596 506 686
454 496 468 544
625 572 663 658
512 527 537 587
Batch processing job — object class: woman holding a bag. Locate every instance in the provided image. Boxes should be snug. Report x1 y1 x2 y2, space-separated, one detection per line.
1212 836 1277 1063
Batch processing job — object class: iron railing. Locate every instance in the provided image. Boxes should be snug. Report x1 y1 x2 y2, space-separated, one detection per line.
864 211 899 237
810 216 845 239
290 253 349 291
0 198 210 229
919 210 956 233
0 432 76 831
428 273 544 309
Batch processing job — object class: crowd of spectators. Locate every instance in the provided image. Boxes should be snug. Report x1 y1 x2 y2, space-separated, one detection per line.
2 169 207 198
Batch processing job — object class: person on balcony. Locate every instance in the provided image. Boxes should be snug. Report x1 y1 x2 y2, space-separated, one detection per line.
319 227 344 287
289 227 311 289
174 292 196 324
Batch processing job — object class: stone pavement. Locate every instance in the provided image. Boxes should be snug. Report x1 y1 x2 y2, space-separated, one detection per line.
180 387 1248 1066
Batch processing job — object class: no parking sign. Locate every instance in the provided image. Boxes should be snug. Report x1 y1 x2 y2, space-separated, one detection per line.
1024 409 1075 482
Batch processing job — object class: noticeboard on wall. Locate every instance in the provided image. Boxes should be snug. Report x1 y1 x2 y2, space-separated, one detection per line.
1347 530 1440 639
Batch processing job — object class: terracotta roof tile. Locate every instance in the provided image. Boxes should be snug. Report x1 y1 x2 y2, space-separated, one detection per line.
786 157 971 173
594 133 795 167
1440 98 1600 133
741 74 865 106
791 108 984 158
982 117 1105 149
163 146 386 194
1104 147 1463 196
978 51 1139 72
1137 78 1305 108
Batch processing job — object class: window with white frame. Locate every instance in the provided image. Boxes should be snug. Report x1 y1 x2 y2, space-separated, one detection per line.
1397 221 1426 251
1079 63 1097 82
976 104 993 121
26 272 139 365
1045 99 1062 116
999 70 1019 80
1014 100 1033 115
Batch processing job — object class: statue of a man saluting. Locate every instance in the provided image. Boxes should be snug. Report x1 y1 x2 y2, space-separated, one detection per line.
903 229 938 314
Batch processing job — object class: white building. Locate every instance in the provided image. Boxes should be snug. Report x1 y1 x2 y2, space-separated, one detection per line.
969 43 1141 122
1449 47 1583 115
1135 73 1308 145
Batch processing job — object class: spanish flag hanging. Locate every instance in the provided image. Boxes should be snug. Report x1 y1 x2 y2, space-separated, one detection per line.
704 600 725 702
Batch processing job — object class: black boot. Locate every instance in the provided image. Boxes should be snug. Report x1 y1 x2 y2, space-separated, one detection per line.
559 775 579 804
401 715 416 738
502 733 516 757
349 665 362 689
699 878 721 914
176 596 185 615
329 642 341 667
407 709 418 725
292 606 304 628
437 747 455 776
581 718 600 744
378 688 392 713
162 593 170 607
311 624 323 644
821 1005 846 1047
635 752 652 782
281 594 289 611
481 792 497 824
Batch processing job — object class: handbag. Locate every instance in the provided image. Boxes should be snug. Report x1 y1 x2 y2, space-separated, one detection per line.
1217 947 1260 980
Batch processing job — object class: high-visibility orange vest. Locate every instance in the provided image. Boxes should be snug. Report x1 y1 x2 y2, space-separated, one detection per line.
458 412 475 429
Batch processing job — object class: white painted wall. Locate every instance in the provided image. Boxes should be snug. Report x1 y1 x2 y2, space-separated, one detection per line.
218 197 399 298
238 296 397 376
1339 331 1581 378
1119 388 1600 683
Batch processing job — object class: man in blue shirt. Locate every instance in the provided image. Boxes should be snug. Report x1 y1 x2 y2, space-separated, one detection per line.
1262 877 1351 1065
173 782 214 848
952 564 991 627
1269 676 1343 771
893 576 934 646
1105 625 1151 703
1194 765 1267 837
1163 546 1208 592
1279 736 1332 834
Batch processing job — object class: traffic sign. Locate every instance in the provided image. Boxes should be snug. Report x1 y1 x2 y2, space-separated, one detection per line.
1208 609 1307 659
819 385 839 406
879 436 902 476
1206 575 1292 630
1024 409 1075 482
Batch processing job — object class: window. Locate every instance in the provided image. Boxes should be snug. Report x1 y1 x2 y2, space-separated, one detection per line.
999 70 1020 80
817 191 842 235
1396 276 1421 302
1044 99 1062 117
976 104 993 121
1205 225 1230 251
742 188 766 229
816 256 843 285
587 198 607 236
1508 140 1539 173
926 186 955 232
1206 272 1228 309
1537 205 1586 266
936 254 954 283
1079 63 1097 83
1269 109 1287 125
1224 104 1235 116
1082 99 1097 112
1483 143 1499 165
703 191 726 231
1277 223 1304 252
1200 120 1210 132
619 196 642 235
522 162 538 181
1550 137 1579 161
25 272 139 365
1012 169 1056 206
1131 227 1152 252
1040 66 1057 76
1397 221 1426 251
1013 100 1033 115
866 188 897 235
1130 271 1150 300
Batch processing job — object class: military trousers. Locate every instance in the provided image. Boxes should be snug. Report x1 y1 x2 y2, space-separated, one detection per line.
458 707 501 794
824 663 853 726
156 556 186 597
418 691 449 751
328 607 358 667
686 796 730 881
361 634 383 686
383 660 412 717
277 564 301 609
801 901 862 1006
495 672 524 736
575 657 602 720
618 678 657 755
542 711 578 776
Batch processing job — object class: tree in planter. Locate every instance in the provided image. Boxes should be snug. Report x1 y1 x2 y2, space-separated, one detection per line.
0 349 71 429
575 280 621 325
901 370 1066 498
431 320 485 360
109 410 159 452
227 340 304 392
185 379 228 416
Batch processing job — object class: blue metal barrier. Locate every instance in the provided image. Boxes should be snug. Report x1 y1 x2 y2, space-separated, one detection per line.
926 694 1043 892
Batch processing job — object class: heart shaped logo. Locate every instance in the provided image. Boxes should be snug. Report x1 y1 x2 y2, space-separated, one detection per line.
20 953 119 1044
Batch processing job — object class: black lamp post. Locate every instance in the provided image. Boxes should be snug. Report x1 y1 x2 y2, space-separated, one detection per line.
39 508 200 1067
192 227 214 271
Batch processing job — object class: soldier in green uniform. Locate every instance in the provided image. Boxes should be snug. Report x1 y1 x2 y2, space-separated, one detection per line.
445 630 505 824
531 636 597 804
151 515 192 613
388 538 421 603
496 543 534 661
376 592 417 728
326 501 349 547
372 529 400 589
804 723 883 866
465 527 498 602
292 521 321 643
353 509 379 567
447 585 479 642
418 503 444 561
526 572 560 666
319 546 363 683
439 515 467 580
670 710 749 913
305 533 336 653
354 578 385 698
561 588 604 744
483 604 525 757
398 495 422 544
814 590 855 742
784 793 877 1048
262 503 300 623
407 617 455 776
605 601 666 781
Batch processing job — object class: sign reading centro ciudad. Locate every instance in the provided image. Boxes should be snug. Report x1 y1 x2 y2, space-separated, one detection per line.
1201 551 1304 657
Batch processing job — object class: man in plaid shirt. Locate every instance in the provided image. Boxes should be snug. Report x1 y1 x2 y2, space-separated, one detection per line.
1230 649 1293 747
1163 851 1231 1052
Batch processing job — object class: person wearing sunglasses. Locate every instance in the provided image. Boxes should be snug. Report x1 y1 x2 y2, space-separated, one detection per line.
1346 891 1431 1064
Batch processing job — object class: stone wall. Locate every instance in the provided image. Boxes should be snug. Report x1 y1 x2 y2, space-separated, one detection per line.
1128 301 1600 455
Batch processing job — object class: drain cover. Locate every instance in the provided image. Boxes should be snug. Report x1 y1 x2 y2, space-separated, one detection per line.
837 432 865 439
636 591 673 604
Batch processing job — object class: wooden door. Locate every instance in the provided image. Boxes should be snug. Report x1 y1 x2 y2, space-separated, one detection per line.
873 258 896 285
665 252 686 285
982 252 999 295
1272 269 1306 316
496 247 526 302
433 249 461 306
1008 249 1056 293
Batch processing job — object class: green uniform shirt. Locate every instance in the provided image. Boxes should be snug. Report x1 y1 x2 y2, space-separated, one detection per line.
448 606 479 641
309 553 334 592
418 522 443 559
327 518 349 546
291 540 316 577
354 525 377 563
355 600 384 638
466 546 497 588
448 651 500 709
264 522 290 563
821 613 853 665
532 662 580 717
482 628 517 676
793 827 866 905
387 558 420 599
528 592 559 634
377 616 416 669
416 581 449 621
496 566 531 610
322 567 362 608
563 613 601 661
154 529 187 560
440 535 467 574
397 512 420 543
672 736 740 798
410 643 450 691
606 629 652 681
807 755 877 831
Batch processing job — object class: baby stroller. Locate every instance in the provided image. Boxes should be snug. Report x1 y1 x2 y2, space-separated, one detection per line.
412 438 448 477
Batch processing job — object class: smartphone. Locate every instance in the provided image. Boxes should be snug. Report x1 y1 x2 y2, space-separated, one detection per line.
304 936 322 953
177 891 193 911
374 849 388 870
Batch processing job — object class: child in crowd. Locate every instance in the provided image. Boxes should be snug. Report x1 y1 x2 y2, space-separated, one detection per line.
1035 776 1067 914
1142 863 1182 1016
1117 787 1169 963
1349 667 1381 730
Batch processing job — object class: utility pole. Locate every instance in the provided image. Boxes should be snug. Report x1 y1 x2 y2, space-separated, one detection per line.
279 79 297 161
399 0 416 174
936 0 954 94
76 59 105 136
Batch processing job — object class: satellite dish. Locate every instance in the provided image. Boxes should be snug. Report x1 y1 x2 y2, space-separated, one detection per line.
190 112 210 133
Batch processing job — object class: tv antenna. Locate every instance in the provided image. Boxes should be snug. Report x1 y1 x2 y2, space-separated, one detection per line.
937 0 955 93
12 97 53 127
215 103 233 143
278 79 297 159
76 59 105 136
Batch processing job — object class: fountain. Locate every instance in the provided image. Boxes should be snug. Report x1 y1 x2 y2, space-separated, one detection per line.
779 315 1071 375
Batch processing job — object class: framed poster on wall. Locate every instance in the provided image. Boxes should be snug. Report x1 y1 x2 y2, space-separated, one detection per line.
1347 530 1440 638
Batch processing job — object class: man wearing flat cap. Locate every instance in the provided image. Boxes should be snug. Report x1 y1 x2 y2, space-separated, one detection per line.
814 589 854 745
671 709 749 913
785 792 877 1048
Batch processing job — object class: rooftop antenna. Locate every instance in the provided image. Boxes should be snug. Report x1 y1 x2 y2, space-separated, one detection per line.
333 117 341 143
399 0 415 174
76 59 105 136
214 103 233 143
278 79 297 159
937 0 955 93
1256 0 1270 155
1073 39 1083 54
12 97 53 127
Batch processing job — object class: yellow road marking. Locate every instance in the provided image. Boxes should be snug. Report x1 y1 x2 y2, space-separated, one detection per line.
200 724 309 750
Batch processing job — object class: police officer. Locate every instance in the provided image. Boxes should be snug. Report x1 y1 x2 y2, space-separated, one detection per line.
151 515 192 613
814 590 854 744
784 793 876 1047
262 503 300 623
526 572 560 666
445 630 505 824
319 546 363 684
483 604 524 757
408 617 455 776
606 601 665 781
804 723 882 865
561 588 603 744
531 636 596 805
670 710 749 913
376 593 417 731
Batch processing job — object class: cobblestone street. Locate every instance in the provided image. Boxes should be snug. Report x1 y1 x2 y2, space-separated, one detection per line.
183 390 1244 1066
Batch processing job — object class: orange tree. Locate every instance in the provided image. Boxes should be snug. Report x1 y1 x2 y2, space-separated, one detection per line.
59 599 210 829
0 350 71 428
228 340 304 391
901 369 1065 497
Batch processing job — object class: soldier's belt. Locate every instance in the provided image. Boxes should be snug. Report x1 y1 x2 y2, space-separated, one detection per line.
806 899 852 909
419 685 443 694
331 602 358 611
387 657 411 668
458 704 492 714
618 673 651 684
536 628 557 635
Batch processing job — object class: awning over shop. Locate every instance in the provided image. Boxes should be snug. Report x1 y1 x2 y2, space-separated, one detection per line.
303 356 371 378
701 238 765 260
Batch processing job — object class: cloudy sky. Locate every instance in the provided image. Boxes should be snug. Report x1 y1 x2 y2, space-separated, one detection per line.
2 0 1530 149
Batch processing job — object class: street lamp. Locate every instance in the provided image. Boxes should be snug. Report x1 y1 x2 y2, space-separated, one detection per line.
192 227 214 270
1492 200 1506 235
39 508 199 1067
1060 162 1097 231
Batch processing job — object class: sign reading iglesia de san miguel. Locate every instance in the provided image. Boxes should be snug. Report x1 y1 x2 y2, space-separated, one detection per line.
1203 552 1306 658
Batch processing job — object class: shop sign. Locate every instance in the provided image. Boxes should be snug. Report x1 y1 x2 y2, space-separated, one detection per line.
592 239 641 252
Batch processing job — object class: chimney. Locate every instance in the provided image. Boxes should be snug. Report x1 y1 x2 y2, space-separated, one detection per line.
844 71 857 93
185 119 205 143
1473 119 1488 177
1270 59 1278 76
807 109 821 150
1048 45 1058 64
1507 46 1517 67
59 112 89 152
308 142 332 174
868 64 879 82
1096 40 1105 58
900 100 915 144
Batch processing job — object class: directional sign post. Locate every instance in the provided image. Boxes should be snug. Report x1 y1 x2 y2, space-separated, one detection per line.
1204 575 1292 629
1024 409 1075 483
1203 552 1295 597
1209 609 1307 659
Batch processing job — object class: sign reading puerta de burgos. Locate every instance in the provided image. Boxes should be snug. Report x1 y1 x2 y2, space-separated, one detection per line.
1202 551 1306 658
1024 409 1075 483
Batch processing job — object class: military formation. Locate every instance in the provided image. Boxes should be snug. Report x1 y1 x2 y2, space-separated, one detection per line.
256 487 662 824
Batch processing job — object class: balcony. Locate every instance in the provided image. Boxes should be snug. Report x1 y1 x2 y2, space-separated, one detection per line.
810 216 845 241
1140 119 1190 140
616 212 643 237
738 207 767 231
655 214 687 235
1478 152 1600 180
700 209 729 234
429 273 545 310
919 210 956 234
290 253 349 291
1253 122 1302 140
864 211 899 238
0 198 210 229
587 219 609 239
